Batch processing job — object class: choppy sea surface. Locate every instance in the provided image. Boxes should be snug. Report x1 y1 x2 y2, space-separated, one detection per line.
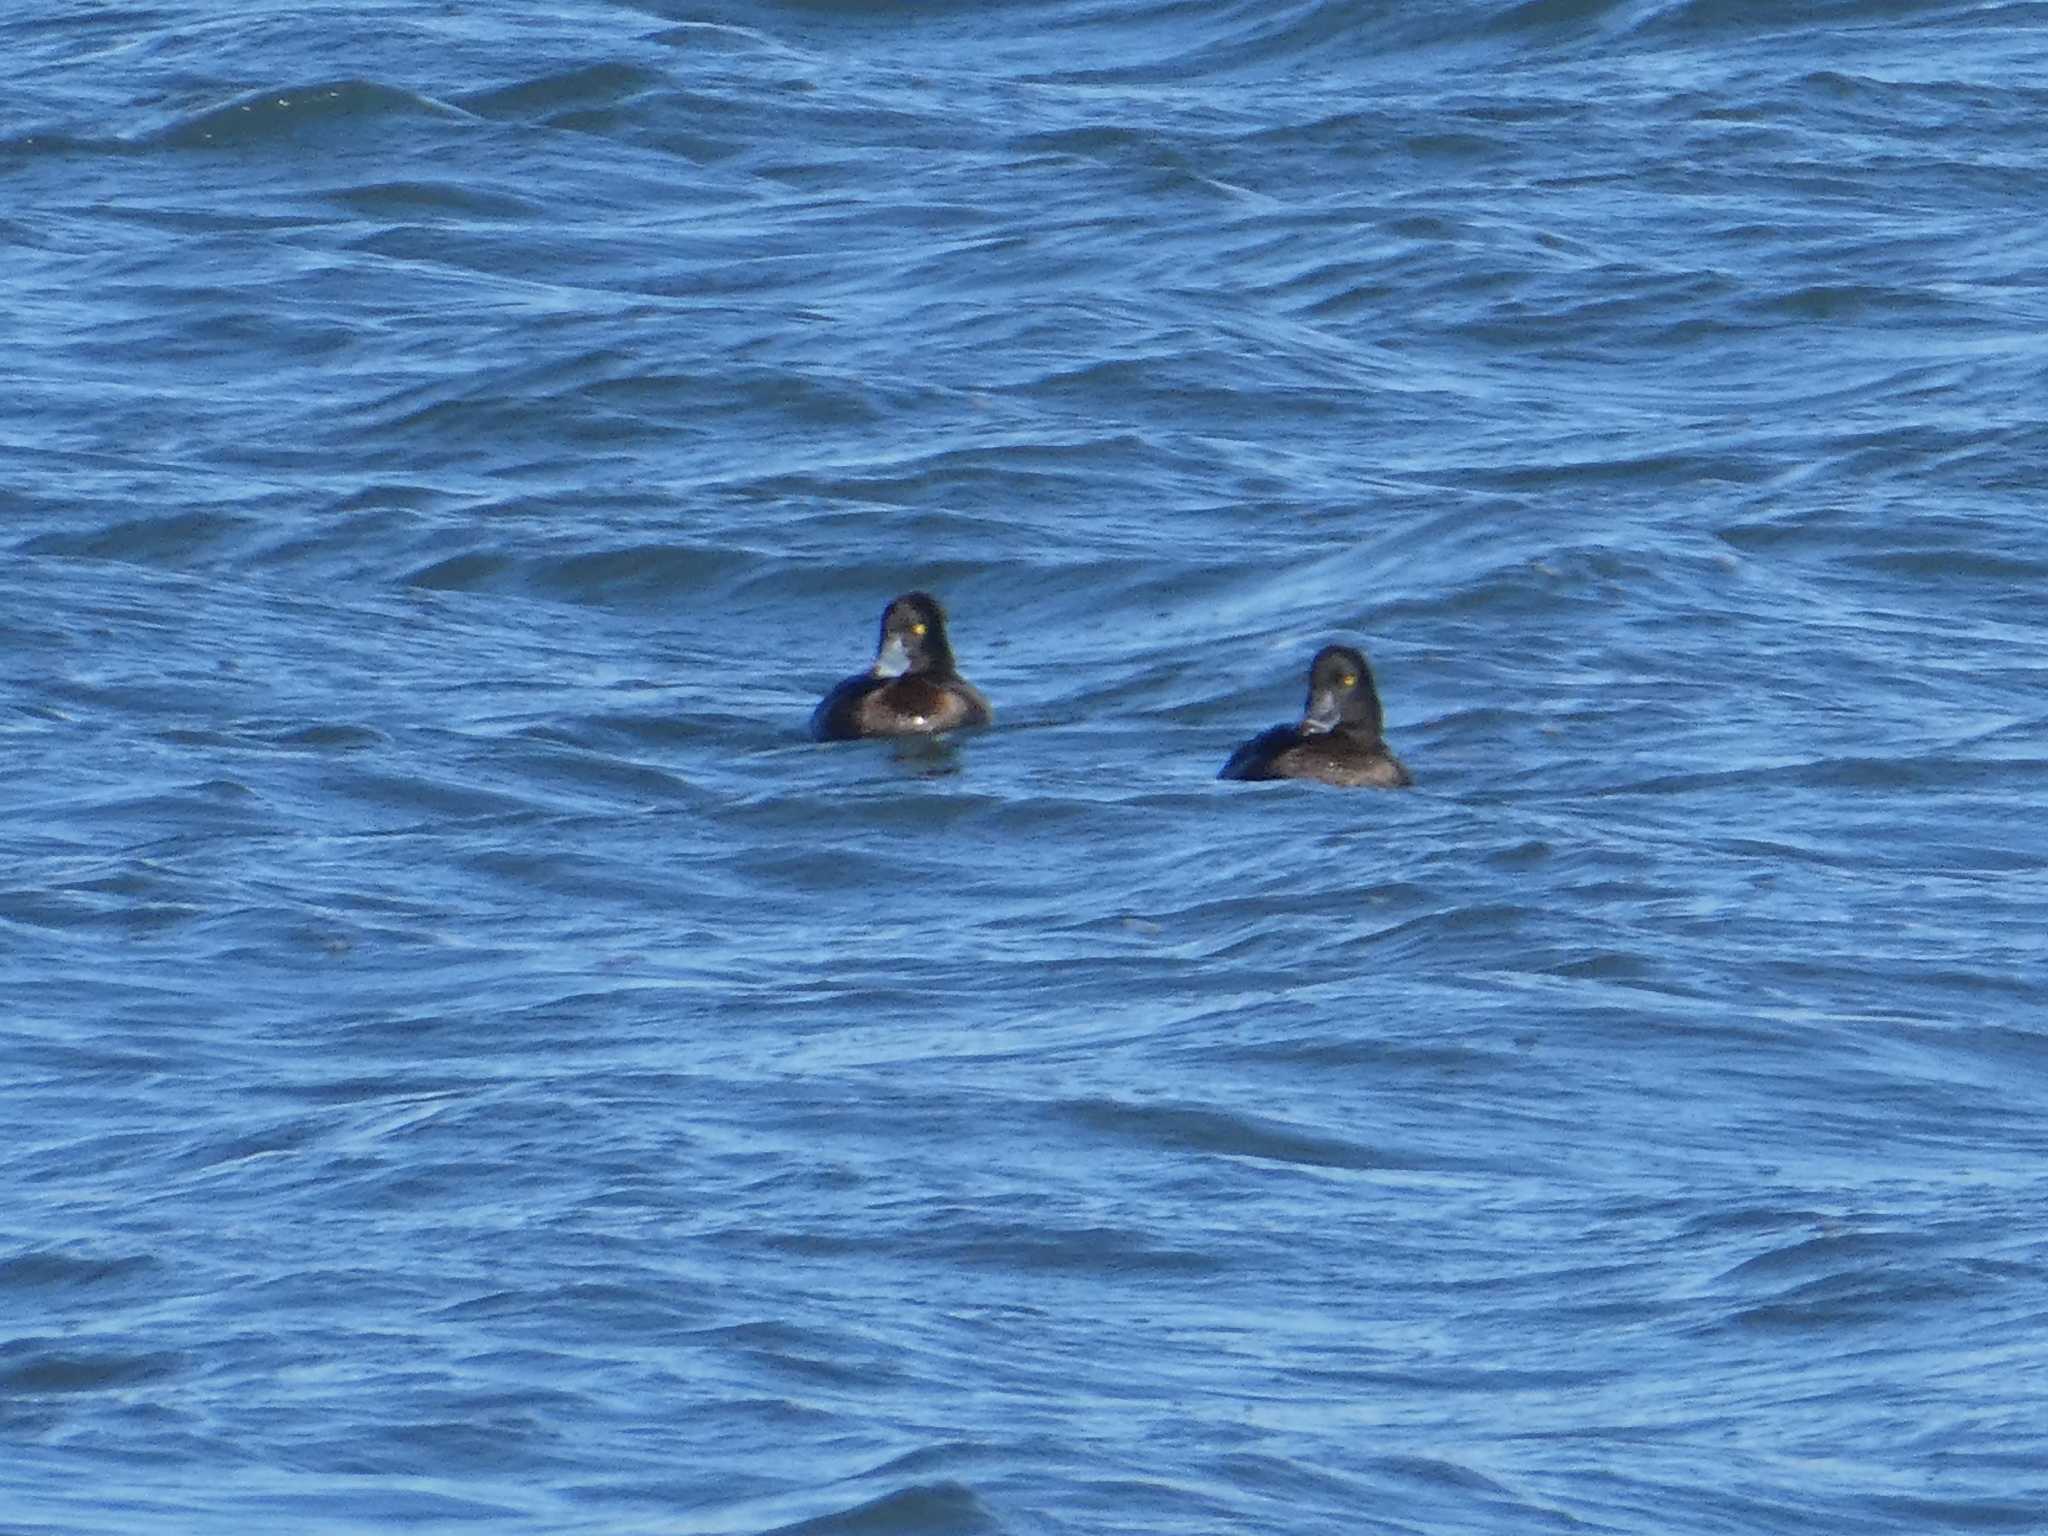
7 2 2048 1532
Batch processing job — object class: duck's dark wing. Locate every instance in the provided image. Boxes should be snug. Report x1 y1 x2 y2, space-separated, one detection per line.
1225 726 1413 788
929 676 993 731
809 672 886 741
1219 723 1301 781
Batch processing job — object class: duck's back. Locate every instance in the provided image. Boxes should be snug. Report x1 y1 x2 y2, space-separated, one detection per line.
811 673 991 741
1222 726 1410 787
1219 725 1302 781
809 674 885 741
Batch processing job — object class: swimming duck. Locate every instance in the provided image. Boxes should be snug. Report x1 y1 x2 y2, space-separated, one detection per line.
810 591 993 741
1220 644 1410 788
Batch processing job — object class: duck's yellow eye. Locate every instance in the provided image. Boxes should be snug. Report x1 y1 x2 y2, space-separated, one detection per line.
1340 673 1358 688
912 623 928 636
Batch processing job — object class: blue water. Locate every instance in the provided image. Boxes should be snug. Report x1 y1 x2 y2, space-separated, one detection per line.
7 2 2048 1531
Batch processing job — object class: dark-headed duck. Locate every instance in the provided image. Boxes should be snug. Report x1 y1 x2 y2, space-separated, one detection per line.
810 591 993 741
1220 644 1410 788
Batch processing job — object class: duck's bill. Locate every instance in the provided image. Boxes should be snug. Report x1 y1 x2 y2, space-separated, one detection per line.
874 635 911 677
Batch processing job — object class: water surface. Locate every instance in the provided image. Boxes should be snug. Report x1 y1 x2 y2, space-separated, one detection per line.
6 2 2047 1532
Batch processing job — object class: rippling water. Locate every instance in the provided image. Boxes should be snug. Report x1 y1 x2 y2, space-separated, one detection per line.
7 2 2048 1531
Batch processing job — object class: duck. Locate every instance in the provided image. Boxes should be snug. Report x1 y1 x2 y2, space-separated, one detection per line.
1220 644 1410 788
810 591 993 741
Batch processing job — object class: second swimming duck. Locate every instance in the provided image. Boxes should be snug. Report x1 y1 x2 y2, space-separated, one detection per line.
810 591 993 741
1220 644 1411 788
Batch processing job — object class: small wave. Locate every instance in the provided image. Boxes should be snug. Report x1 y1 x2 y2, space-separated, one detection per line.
1743 281 1962 323
318 763 556 826
648 21 811 58
1484 0 1635 40
1716 1228 1923 1281
408 540 759 606
756 1480 996 1536
0 1339 183 1395
0 1250 156 1292
146 79 476 150
1019 0 1483 85
929 1218 1228 1276
0 128 125 160
1728 1267 1980 1330
455 61 669 121
328 180 542 221
1064 1094 1414 1171
1864 1494 2048 1531
1593 752 2048 799
21 510 255 567
1633 0 1960 42
229 721 391 753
